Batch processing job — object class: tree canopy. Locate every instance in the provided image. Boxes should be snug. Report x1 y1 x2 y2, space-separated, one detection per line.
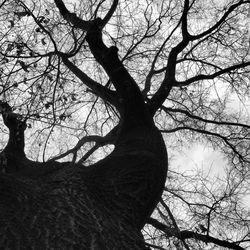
0 0 250 249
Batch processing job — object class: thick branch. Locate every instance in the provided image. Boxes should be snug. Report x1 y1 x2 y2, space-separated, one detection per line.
102 0 118 27
0 102 26 154
181 0 190 39
85 20 153 130
54 0 118 30
0 102 28 173
55 0 153 129
147 1 250 116
147 218 245 250
147 1 192 116
54 0 90 30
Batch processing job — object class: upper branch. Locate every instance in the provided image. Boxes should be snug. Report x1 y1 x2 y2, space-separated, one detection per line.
147 1 250 115
189 1 249 41
54 0 118 30
102 0 119 27
54 0 90 30
147 1 192 115
181 0 191 39
175 61 250 87
85 20 153 129
54 0 153 129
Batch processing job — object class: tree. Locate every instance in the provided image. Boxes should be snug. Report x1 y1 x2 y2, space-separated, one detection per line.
0 0 249 249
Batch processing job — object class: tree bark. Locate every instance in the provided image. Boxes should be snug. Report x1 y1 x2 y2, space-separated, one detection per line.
0 2 168 249
0 117 167 249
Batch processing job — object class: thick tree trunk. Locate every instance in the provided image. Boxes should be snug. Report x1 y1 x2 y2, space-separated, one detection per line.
0 5 168 249
0 124 167 249
0 98 167 249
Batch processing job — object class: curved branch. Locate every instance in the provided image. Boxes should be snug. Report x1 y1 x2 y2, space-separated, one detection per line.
101 0 118 27
160 199 190 250
85 20 154 130
161 126 245 162
54 0 90 30
190 1 249 41
175 61 250 87
50 125 119 162
181 0 190 39
161 106 250 129
49 135 104 162
54 0 118 30
147 1 250 116
147 218 245 250
60 54 119 108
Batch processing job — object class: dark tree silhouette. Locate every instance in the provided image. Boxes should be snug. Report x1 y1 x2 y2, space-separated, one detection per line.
0 1 168 249
0 0 250 249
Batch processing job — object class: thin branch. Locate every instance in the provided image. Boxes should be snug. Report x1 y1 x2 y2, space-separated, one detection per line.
143 16 182 97
160 199 191 250
161 106 250 129
190 1 249 41
147 1 193 115
175 61 250 87
49 135 105 162
147 1 250 115
161 126 245 162
49 124 119 162
147 217 245 250
60 54 119 108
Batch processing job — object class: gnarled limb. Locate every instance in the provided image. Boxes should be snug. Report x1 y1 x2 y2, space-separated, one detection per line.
0 102 27 173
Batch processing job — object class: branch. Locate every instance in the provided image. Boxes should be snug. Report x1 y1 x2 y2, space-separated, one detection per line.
49 135 104 162
85 20 154 130
160 199 190 250
161 106 250 129
54 0 90 30
49 124 119 162
146 1 250 116
147 0 193 116
147 218 245 250
0 0 7 9
60 54 119 108
0 101 28 173
181 0 190 39
102 0 118 27
54 0 118 30
161 126 246 162
190 1 249 41
175 61 250 87
55 0 153 128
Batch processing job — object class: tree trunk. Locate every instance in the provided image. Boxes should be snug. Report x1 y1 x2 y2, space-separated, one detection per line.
0 94 167 250
0 125 167 249
0 7 168 250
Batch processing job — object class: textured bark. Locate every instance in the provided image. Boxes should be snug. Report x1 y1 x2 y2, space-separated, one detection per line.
0 124 167 249
0 2 168 249
0 70 168 250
